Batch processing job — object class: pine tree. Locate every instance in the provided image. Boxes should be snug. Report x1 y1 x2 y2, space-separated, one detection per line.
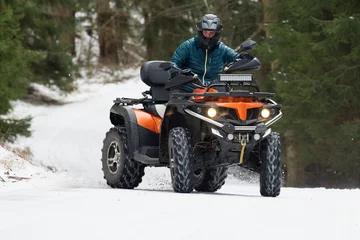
212 0 262 48
20 0 77 91
0 1 31 142
260 0 360 187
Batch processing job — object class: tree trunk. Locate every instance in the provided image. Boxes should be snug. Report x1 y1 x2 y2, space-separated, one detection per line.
255 0 276 85
96 0 119 65
283 131 305 187
143 11 157 60
60 9 76 55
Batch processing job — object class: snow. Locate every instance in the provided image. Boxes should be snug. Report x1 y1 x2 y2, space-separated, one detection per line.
1 68 360 240
0 145 50 184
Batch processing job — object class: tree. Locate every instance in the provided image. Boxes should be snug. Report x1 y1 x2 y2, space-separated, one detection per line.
259 0 360 187
131 0 198 60
96 0 136 66
0 1 31 142
20 0 77 91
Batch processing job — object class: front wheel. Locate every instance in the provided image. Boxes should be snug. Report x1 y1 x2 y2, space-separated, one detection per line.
168 127 194 193
260 132 281 197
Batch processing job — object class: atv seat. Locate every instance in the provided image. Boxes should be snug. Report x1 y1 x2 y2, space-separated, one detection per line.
144 104 167 119
140 61 170 103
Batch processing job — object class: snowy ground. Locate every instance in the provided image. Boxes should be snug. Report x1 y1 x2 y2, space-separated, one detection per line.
1 69 359 240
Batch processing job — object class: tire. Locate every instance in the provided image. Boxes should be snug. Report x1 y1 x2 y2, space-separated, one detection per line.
194 167 228 192
168 127 194 193
260 132 281 197
101 127 145 189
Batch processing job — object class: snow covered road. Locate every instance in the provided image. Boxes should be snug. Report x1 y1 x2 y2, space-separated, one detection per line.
1 180 359 240
1 73 360 240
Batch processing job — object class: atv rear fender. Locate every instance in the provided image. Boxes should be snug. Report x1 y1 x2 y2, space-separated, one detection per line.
110 104 140 159
110 104 162 161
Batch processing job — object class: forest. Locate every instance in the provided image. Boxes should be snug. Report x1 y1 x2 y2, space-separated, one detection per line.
0 0 359 188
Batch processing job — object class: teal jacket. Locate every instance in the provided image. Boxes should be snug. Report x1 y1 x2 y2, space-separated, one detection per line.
171 37 238 92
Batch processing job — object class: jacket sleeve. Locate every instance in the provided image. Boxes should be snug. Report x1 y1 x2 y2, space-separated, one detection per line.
171 40 191 69
222 44 239 64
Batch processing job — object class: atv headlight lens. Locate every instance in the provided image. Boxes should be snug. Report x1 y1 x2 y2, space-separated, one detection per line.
207 108 217 118
260 108 271 119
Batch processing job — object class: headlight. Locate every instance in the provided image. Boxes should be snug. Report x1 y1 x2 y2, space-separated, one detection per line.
260 108 271 119
207 108 217 118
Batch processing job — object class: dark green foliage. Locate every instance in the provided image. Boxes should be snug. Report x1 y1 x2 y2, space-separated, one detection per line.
0 2 29 114
0 117 31 143
20 0 77 91
258 0 360 187
0 0 81 142
214 0 262 48
0 1 31 141
131 0 197 60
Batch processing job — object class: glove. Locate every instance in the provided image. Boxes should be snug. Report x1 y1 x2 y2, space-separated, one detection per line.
170 70 179 78
238 53 254 60
182 69 194 76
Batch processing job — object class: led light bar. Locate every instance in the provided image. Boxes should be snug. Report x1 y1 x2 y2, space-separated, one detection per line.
219 74 253 82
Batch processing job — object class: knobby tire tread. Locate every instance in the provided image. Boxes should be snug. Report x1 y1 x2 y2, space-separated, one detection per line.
101 127 145 189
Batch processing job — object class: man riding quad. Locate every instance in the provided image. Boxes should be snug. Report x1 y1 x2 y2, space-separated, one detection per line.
100 14 283 197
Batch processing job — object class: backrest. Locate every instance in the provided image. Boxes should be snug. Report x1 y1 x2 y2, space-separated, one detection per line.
140 61 170 86
150 86 170 102
140 61 170 102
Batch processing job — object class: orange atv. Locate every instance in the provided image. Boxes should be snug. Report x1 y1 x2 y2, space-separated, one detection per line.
101 40 283 197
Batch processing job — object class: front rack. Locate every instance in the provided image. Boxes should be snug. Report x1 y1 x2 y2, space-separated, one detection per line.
171 90 275 98
113 81 275 106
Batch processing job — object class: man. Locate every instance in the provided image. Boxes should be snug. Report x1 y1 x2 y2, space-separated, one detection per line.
171 14 239 92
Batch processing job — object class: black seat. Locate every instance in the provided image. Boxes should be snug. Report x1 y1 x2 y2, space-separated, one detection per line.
140 61 170 102
143 104 167 119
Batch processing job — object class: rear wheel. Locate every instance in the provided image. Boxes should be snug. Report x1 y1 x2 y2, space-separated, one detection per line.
101 127 145 189
194 167 228 192
168 127 194 193
260 132 281 197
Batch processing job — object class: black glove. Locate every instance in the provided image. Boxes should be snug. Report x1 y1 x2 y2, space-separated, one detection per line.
238 53 254 60
170 70 179 78
182 69 194 76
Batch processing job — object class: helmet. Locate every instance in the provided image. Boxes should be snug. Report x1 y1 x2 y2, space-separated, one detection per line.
196 14 223 49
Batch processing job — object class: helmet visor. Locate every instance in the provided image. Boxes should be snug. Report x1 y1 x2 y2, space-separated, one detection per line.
199 20 220 31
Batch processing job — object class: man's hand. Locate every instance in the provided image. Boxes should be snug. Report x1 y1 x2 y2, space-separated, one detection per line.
182 69 194 76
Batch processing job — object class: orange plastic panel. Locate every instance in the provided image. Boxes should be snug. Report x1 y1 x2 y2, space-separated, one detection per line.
216 102 263 120
133 109 162 133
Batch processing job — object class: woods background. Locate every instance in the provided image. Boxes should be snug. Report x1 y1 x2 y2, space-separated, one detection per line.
1 0 359 188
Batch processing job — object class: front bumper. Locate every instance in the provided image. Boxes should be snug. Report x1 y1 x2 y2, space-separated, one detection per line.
185 107 282 169
184 108 282 137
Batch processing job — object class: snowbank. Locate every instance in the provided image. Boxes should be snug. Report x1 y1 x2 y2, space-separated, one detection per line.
0 145 51 186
